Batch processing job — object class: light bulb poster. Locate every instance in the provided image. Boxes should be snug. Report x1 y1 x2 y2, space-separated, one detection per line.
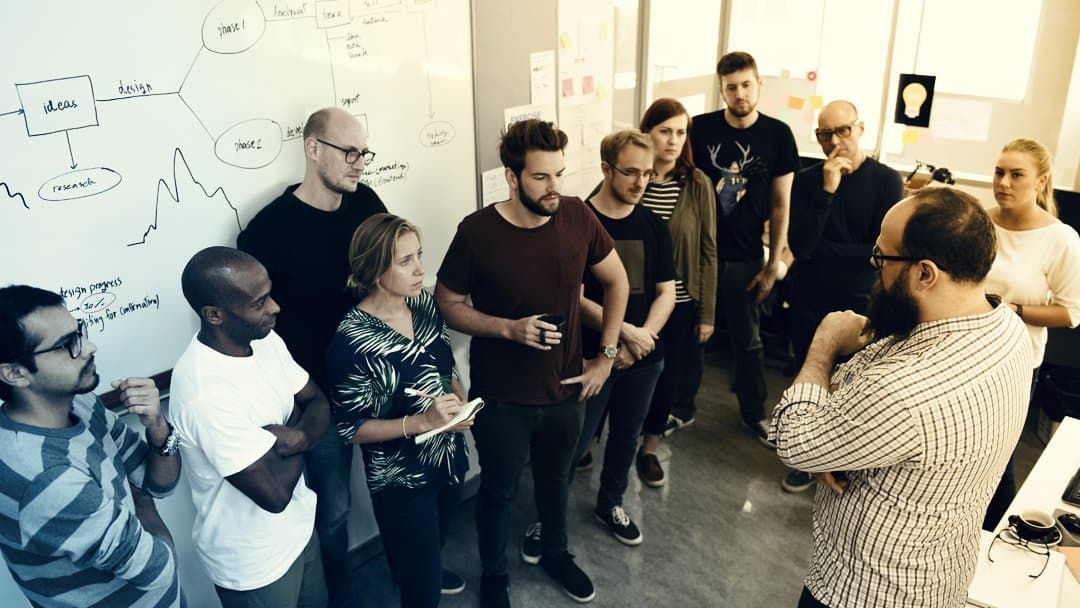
895 74 936 128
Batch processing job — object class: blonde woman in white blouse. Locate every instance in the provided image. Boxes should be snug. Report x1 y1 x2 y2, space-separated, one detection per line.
983 138 1080 529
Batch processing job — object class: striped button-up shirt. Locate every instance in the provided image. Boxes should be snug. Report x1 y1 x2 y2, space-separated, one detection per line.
770 303 1031 608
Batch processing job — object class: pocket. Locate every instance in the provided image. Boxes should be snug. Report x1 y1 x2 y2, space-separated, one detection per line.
556 251 586 288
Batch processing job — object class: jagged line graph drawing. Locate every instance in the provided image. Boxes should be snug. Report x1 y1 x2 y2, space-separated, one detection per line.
127 148 241 246
1 182 29 210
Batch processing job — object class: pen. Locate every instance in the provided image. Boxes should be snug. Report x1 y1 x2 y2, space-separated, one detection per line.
404 387 438 399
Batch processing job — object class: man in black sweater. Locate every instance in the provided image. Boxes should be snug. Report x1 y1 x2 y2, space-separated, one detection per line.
237 107 386 608
780 100 903 493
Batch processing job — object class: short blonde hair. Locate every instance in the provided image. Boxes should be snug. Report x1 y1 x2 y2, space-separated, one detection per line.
345 213 420 301
1001 138 1056 217
599 129 653 167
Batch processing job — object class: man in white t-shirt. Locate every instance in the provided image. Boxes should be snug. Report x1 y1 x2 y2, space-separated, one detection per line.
171 246 331 608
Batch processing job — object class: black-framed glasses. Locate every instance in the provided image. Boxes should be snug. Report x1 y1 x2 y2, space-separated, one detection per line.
26 319 87 360
870 245 919 271
815 122 860 143
987 528 1051 579
612 166 655 181
316 138 375 164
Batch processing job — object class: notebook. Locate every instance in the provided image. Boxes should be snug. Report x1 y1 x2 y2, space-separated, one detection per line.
414 397 484 444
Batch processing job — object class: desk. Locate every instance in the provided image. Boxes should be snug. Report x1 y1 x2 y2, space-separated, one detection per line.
968 416 1080 607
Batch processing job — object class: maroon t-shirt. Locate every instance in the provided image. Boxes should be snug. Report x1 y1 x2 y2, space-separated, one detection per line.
437 197 614 405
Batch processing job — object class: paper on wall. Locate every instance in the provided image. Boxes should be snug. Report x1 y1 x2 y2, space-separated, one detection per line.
530 50 556 108
929 97 992 142
481 167 509 206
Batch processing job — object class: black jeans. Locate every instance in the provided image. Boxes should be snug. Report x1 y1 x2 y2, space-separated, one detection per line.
572 359 664 510
472 398 584 575
304 427 355 608
797 586 830 608
717 259 767 424
643 300 703 434
371 482 462 608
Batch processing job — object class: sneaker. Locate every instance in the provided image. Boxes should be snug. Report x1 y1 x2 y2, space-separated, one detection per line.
594 505 643 546
576 451 594 472
440 568 465 595
781 470 817 493
480 571 510 608
661 414 694 437
521 521 542 564
744 419 777 449
540 551 595 603
635 449 665 488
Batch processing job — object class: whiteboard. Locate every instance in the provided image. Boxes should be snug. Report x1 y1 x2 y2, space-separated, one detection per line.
0 0 477 387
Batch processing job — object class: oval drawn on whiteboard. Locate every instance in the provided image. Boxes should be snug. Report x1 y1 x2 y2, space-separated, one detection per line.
79 292 116 315
202 0 267 54
38 167 122 202
419 121 456 147
214 119 282 169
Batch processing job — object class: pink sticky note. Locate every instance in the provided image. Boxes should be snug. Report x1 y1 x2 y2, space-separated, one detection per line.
562 78 575 98
582 75 595 95
787 96 805 110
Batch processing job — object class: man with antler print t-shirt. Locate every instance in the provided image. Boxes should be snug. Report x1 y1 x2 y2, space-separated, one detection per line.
690 51 799 445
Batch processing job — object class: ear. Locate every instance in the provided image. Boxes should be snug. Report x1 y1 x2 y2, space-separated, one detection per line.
200 305 227 327
504 167 518 194
0 363 30 392
600 161 612 179
303 136 320 162
913 260 941 291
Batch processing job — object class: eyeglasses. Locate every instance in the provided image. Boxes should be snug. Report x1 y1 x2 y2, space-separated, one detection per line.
612 166 655 181
316 138 376 164
869 245 949 273
987 528 1051 579
25 319 87 360
815 122 860 143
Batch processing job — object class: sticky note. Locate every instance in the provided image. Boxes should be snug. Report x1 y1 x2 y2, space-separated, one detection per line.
902 129 920 144
810 95 823 109
787 96 805 110
561 77 575 98
559 33 573 49
582 75 595 95
599 22 609 41
596 84 608 100
780 69 790 79
922 130 936 143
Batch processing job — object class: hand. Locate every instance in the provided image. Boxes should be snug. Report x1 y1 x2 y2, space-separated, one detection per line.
620 323 656 359
816 471 849 495
111 378 165 431
612 347 636 371
814 310 873 356
746 262 781 304
696 323 715 344
508 314 561 351
263 424 308 456
419 393 463 432
822 146 853 194
560 357 613 401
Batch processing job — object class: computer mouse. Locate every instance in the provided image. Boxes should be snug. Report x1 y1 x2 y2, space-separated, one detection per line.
1059 512 1080 535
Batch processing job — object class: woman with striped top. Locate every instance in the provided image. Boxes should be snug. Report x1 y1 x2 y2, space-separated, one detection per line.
634 98 719 487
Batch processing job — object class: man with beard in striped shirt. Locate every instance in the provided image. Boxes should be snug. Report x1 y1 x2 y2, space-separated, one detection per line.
769 188 1031 608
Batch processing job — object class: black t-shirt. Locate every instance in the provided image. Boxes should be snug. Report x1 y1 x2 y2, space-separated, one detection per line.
582 200 675 365
237 184 387 391
690 110 799 261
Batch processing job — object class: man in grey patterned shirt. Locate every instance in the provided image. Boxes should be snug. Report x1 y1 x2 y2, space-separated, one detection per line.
769 187 1032 608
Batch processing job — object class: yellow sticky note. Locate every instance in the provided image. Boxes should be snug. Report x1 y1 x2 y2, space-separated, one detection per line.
596 84 608 100
787 96 805 111
902 129 920 144
780 69 790 79
559 33 573 49
599 22 609 41
810 95 823 109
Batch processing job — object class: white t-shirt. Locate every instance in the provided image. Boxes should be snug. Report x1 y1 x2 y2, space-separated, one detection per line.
985 217 1080 367
169 331 316 591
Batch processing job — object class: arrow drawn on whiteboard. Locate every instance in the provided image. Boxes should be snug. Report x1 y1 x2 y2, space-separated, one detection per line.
422 8 434 118
127 148 241 247
65 131 78 169
0 108 24 118
1 182 29 210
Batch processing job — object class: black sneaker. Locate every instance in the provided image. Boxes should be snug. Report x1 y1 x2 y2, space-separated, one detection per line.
576 451 594 472
440 568 465 595
662 414 695 437
594 505 643 546
781 470 816 493
540 551 595 603
744 418 777 449
521 521 542 564
480 571 510 608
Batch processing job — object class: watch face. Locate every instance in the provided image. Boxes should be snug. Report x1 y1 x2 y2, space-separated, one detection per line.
602 345 618 358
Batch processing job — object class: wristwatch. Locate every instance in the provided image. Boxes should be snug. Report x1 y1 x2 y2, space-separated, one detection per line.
600 344 619 360
149 423 180 456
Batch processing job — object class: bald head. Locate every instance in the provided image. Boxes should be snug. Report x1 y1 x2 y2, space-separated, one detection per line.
181 246 264 313
303 107 361 141
816 99 864 161
818 100 858 126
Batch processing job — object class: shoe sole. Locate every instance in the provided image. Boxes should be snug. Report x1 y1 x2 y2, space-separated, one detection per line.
440 583 466 595
593 513 643 546
563 588 596 603
781 479 816 493
640 475 666 488
521 548 541 565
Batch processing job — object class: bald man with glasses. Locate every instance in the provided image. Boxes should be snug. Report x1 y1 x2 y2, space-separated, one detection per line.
780 100 903 493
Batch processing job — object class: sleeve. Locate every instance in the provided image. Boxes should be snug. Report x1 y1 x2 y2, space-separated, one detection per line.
176 397 277 477
103 406 177 498
327 333 395 442
690 170 719 323
787 165 833 260
583 203 616 265
771 120 801 178
1047 225 1080 327
19 466 178 592
267 331 310 395
236 213 275 272
436 224 475 295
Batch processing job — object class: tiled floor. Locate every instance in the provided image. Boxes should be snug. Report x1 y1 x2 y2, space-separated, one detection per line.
351 348 1047 607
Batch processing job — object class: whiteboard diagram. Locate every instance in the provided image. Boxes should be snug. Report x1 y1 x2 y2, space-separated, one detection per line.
0 0 477 384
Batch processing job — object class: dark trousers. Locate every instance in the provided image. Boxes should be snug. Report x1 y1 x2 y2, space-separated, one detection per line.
643 301 703 434
797 586 830 608
573 359 664 510
216 532 328 608
786 282 870 372
717 259 767 424
304 427 355 608
371 482 462 608
472 398 584 575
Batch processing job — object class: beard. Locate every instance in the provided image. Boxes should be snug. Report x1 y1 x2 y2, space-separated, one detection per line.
76 359 100 394
520 188 559 217
726 98 758 118
867 271 921 339
612 184 643 206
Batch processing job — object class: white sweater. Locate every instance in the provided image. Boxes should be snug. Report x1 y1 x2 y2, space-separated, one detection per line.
985 215 1080 367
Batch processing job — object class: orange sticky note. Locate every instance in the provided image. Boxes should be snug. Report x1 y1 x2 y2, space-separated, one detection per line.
810 95 823 109
787 96 805 110
902 129 920 144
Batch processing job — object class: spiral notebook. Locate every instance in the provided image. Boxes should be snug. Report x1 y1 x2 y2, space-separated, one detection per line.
414 398 485 444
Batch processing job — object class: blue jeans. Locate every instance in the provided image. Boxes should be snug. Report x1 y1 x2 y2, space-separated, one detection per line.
572 359 664 510
371 483 462 608
717 259 767 424
304 427 355 608
472 398 584 575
